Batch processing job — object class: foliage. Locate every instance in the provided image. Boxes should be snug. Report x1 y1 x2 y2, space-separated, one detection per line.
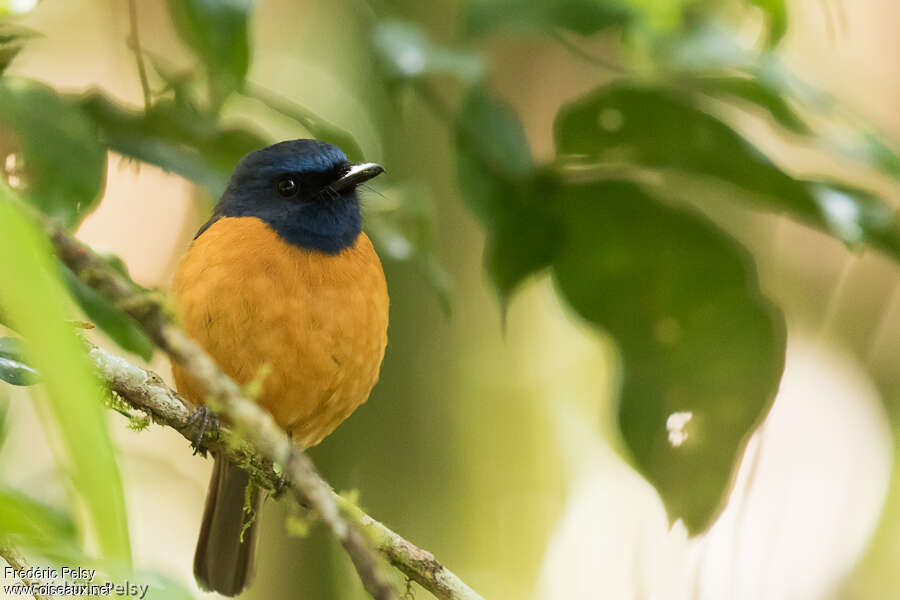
373 1 900 533
0 0 898 581
0 192 130 562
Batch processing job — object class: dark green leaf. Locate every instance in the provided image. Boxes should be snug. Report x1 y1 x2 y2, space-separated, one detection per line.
0 337 39 386
462 0 632 37
61 268 153 362
554 85 816 215
551 180 785 532
0 487 78 549
80 93 266 197
0 80 107 227
373 20 483 83
554 84 900 259
458 87 533 183
166 0 252 106
455 87 558 301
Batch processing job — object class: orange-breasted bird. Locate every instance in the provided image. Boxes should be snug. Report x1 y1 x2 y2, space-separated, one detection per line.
170 139 389 596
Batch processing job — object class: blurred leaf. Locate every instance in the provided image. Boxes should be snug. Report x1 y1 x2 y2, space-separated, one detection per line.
551 180 785 532
462 0 632 37
689 75 809 134
81 93 266 197
0 191 131 563
243 83 365 162
61 268 153 362
373 20 483 82
554 84 810 212
166 0 252 106
98 251 148 292
0 337 39 386
0 487 78 550
834 132 900 180
749 0 787 47
0 24 36 74
659 24 760 72
0 80 107 228
458 86 533 183
554 84 900 259
807 181 900 256
0 387 7 448
364 181 452 314
455 87 559 302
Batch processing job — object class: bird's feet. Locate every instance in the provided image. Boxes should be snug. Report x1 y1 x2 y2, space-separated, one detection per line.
187 406 219 456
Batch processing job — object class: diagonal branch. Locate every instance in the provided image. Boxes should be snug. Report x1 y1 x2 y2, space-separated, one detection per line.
41 215 484 600
0 545 53 600
88 343 483 600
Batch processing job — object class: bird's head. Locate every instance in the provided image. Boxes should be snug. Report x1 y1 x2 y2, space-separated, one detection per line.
213 139 384 253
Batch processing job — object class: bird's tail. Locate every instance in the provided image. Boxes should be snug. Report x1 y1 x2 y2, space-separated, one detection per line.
194 455 261 597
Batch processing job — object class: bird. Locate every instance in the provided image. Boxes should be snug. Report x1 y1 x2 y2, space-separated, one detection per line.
170 139 389 596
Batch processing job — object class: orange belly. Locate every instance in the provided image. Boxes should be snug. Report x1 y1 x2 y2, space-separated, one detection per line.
171 216 389 448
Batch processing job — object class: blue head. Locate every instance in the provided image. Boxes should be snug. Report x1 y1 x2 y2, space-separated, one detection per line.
207 139 383 254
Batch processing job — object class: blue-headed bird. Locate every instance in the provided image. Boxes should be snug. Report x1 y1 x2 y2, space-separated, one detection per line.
171 140 389 596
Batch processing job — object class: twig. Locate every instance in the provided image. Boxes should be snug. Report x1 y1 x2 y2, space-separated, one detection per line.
548 29 627 74
42 218 483 600
126 0 152 111
44 222 396 600
0 545 53 600
86 342 484 600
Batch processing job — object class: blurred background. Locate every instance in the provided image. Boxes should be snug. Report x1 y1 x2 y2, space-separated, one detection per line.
3 0 900 599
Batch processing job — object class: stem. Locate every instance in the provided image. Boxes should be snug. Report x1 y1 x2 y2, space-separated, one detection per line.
126 0 152 111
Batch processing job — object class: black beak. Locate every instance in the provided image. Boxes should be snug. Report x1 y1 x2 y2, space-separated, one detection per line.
332 162 385 193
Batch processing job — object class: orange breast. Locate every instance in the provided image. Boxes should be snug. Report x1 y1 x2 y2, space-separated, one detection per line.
171 216 389 448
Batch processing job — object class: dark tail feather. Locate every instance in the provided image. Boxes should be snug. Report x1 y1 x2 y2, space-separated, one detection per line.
194 455 261 597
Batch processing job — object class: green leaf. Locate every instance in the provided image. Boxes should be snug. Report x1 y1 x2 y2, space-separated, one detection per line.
0 337 39 386
462 0 633 37
749 0 787 47
0 191 131 563
689 75 810 134
0 487 78 550
555 85 811 212
455 87 558 301
61 268 154 362
373 20 483 83
0 24 36 74
243 84 365 162
0 80 107 228
363 181 452 314
81 93 266 197
166 0 252 106
551 180 785 532
554 84 900 259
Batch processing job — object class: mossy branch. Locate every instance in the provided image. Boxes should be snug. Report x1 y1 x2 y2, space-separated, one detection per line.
45 218 484 600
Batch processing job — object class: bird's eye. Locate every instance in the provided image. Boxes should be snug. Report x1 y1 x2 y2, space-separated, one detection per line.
276 177 298 197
